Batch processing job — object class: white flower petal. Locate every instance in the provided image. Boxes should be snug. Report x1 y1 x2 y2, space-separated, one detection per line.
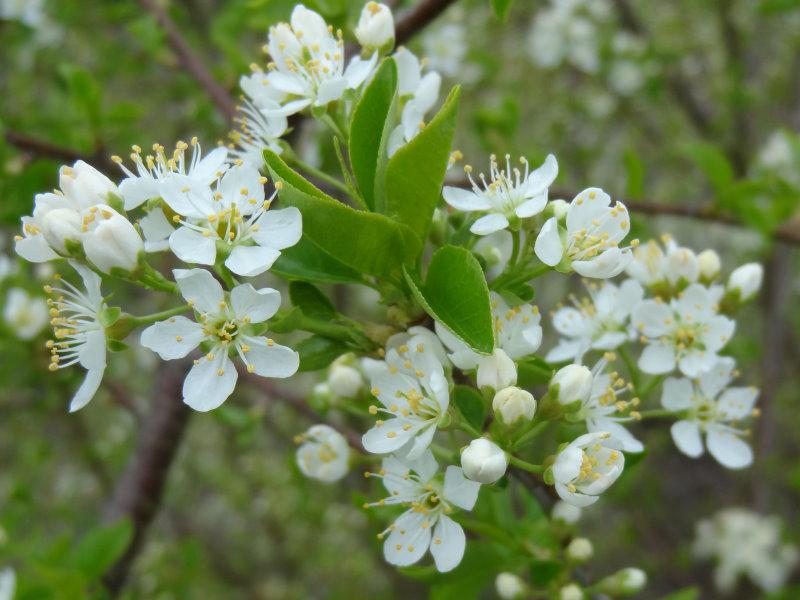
231 285 281 323
698 356 736 399
631 300 672 337
523 154 558 196
174 268 224 313
670 420 704 458
430 515 466 572
638 342 676 374
183 352 238 411
442 187 491 211
443 465 481 510
661 377 694 411
572 247 632 279
78 329 107 371
470 213 510 236
515 194 547 218
140 316 204 360
242 336 299 378
15 231 59 262
68 368 105 413
383 511 431 567
706 425 753 469
566 187 612 233
169 227 217 265
252 207 302 249
716 387 758 420
362 418 416 454
534 216 563 266
225 245 281 278
316 77 348 105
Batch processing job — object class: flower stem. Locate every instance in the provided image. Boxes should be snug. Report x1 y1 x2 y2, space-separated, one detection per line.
507 455 544 474
513 420 550 451
129 305 190 327
509 228 521 266
638 374 666 400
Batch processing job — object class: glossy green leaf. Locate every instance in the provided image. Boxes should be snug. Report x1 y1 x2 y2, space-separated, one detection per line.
452 384 487 430
296 335 349 372
289 281 336 320
70 518 133 580
529 559 562 586
683 142 734 194
349 58 397 211
404 245 494 354
265 150 420 277
271 237 364 284
383 87 460 245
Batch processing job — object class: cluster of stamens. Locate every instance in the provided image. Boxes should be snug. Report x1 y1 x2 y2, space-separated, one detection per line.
43 275 102 373
463 154 532 214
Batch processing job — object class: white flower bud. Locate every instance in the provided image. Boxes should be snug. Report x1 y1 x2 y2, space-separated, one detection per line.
566 537 593 562
296 424 350 483
559 583 584 600
551 364 592 405
697 249 721 281
327 364 363 397
82 206 143 273
665 246 698 285
40 208 83 253
477 348 517 390
461 438 507 484
552 500 582 524
492 386 536 425
550 199 569 220
727 262 763 301
495 573 525 599
596 567 647 596
354 2 394 50
59 161 119 209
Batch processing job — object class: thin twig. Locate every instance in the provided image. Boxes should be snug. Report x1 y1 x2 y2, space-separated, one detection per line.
4 129 117 172
102 360 192 596
136 0 237 122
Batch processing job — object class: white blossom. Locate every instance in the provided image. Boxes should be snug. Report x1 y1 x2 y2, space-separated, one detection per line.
387 48 442 157
4 287 48 340
552 500 582 524
552 431 624 507
632 283 735 377
435 292 542 390
362 340 449 459
492 386 536 426
460 438 507 484
535 188 634 278
14 161 121 263
140 268 299 411
727 262 763 302
327 363 363 397
697 249 721 281
662 357 757 469
566 537 593 562
44 261 108 412
694 509 798 593
229 96 288 168
160 164 302 277
547 279 644 362
422 22 467 78
626 235 708 288
443 154 557 235
550 364 593 406
365 450 481 572
113 138 229 210
81 205 144 273
495 573 525 599
296 424 350 482
355 2 394 50
261 5 377 116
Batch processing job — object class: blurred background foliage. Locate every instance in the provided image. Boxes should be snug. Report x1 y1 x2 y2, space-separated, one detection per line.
0 0 799 598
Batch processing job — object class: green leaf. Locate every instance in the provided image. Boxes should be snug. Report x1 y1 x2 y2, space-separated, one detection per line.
70 519 133 581
683 142 734 194
59 65 102 132
516 357 553 388
452 385 487 430
404 245 494 354
491 0 514 20
289 281 336 320
271 237 364 284
349 58 397 211
659 588 700 600
383 87 460 245
296 335 349 371
265 150 420 276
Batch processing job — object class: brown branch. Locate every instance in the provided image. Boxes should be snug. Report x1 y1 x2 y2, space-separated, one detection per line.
4 129 117 173
137 0 237 122
395 0 459 47
102 361 192 596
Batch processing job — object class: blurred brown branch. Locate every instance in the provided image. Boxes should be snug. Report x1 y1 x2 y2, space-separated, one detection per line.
4 129 117 173
102 361 192 596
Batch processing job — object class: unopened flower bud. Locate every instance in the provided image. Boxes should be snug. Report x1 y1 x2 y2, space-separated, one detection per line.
697 249 721 281
552 500 582 523
550 199 569 220
59 160 119 209
296 424 350 483
461 438 507 484
477 348 517 390
666 246 698 285
559 583 584 600
493 386 536 425
355 2 394 50
566 537 593 562
727 262 763 301
495 573 525 599
551 364 592 405
82 206 143 273
596 567 647 597
327 364 363 397
40 208 83 253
